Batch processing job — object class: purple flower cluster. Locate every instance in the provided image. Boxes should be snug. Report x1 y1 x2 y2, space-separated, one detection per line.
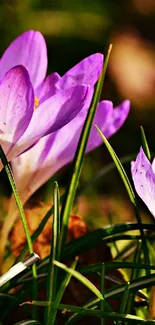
0 30 130 203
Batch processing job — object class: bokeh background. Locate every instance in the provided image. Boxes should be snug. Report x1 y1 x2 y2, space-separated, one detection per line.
1 0 155 226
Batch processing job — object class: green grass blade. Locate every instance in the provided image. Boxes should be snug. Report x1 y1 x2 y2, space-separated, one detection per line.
95 127 135 203
100 264 105 325
118 282 130 317
56 303 155 325
78 261 155 274
58 45 112 259
63 223 155 261
96 126 150 273
53 260 104 300
45 182 60 324
0 146 34 259
105 273 155 300
140 126 151 160
0 145 38 318
21 301 155 325
126 241 141 314
47 258 78 325
13 321 42 325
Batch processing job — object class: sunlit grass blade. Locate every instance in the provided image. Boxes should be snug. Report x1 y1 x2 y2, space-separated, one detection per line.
58 45 112 259
65 290 145 325
0 146 33 259
21 301 155 324
78 261 155 274
13 321 42 325
66 296 101 325
14 224 154 286
0 145 38 318
96 127 135 203
11 226 155 287
105 273 155 299
126 241 141 314
53 260 104 300
54 303 155 324
45 182 60 324
140 126 151 160
47 257 78 325
118 281 130 323
100 264 105 325
96 126 150 273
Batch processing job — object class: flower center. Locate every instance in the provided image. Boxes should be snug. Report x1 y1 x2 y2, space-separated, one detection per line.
34 97 39 110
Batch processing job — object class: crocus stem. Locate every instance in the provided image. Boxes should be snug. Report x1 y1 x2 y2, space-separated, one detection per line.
0 146 38 318
58 45 112 259
45 182 60 324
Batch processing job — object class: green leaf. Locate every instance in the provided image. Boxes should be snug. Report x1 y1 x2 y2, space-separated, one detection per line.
66 272 155 325
58 45 112 259
45 182 60 324
96 127 135 203
140 126 151 160
0 145 38 318
118 281 130 315
53 260 104 300
100 264 106 325
63 223 155 261
78 261 155 274
21 302 155 324
96 126 150 273
13 321 42 325
47 258 78 325
126 241 142 314
0 146 34 259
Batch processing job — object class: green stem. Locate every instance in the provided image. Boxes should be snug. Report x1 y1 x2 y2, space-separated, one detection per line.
47 258 78 325
0 146 37 318
45 182 60 324
100 264 105 325
58 45 112 259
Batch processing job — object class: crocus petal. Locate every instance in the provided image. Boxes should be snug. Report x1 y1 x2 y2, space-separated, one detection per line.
57 53 103 89
0 66 34 157
86 99 130 152
11 84 90 157
12 137 49 194
35 72 61 103
0 30 47 88
152 158 155 173
131 147 155 217
12 99 130 203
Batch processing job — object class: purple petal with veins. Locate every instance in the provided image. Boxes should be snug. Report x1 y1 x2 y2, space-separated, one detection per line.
0 65 34 161
131 147 155 217
12 99 130 203
0 30 47 89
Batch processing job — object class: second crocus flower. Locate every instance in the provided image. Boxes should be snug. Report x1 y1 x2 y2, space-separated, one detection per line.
131 147 155 217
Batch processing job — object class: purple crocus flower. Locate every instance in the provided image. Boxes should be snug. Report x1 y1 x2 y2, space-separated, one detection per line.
131 147 155 217
0 30 103 167
11 100 130 205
